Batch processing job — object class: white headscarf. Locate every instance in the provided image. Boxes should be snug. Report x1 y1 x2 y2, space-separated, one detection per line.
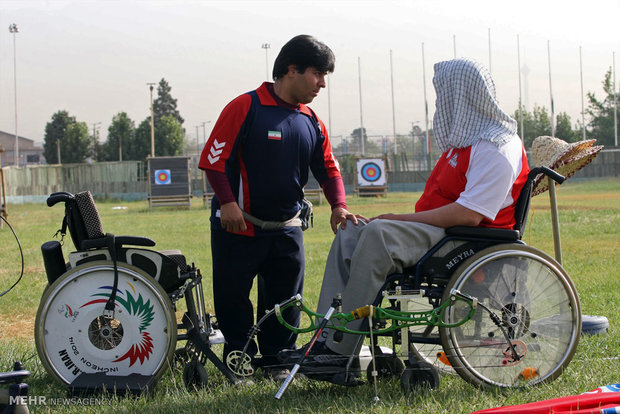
432 59 518 152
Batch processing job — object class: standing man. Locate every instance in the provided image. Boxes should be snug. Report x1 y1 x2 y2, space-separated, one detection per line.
199 35 355 380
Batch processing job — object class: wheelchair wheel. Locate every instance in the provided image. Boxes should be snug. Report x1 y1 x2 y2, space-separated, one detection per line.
366 355 404 381
183 359 208 390
35 261 177 392
439 244 581 389
400 360 440 394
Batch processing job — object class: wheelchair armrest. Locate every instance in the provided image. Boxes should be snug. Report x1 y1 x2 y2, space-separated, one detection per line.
446 226 520 241
81 237 108 250
115 235 156 247
80 235 156 251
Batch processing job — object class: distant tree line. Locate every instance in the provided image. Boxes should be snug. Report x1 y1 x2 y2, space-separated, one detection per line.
511 70 616 148
42 69 618 166
43 78 184 164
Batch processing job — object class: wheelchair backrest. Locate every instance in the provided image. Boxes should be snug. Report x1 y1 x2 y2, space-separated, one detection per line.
512 166 561 234
513 173 534 234
48 191 105 250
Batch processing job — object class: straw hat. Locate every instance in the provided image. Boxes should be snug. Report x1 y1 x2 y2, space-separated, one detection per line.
531 136 603 196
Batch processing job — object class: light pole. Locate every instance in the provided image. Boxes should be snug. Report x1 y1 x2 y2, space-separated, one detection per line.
92 122 101 161
195 125 200 155
9 24 19 166
147 83 156 157
201 121 211 148
261 43 270 80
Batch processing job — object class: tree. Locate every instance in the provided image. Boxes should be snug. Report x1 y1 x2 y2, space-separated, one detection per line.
586 68 618 146
555 112 577 143
43 110 90 164
43 110 73 164
351 127 366 149
61 122 91 164
514 104 552 147
153 78 184 127
155 115 184 156
102 112 135 161
127 118 152 161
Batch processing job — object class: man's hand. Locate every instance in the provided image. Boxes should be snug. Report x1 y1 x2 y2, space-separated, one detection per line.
220 202 247 233
330 207 360 234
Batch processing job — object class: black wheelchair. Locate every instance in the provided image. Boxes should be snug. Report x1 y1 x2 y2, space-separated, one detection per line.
0 362 30 414
358 166 581 392
228 166 580 395
35 191 238 394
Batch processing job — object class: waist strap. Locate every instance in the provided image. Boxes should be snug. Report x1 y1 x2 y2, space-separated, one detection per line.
242 210 302 230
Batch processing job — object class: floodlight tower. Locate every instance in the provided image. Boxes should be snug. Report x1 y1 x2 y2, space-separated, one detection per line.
261 43 271 80
147 83 156 157
9 23 19 166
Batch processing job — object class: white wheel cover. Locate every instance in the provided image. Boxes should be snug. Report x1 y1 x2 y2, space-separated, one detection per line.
37 264 174 384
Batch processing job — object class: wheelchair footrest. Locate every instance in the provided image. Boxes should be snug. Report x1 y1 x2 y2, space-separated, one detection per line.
208 328 226 345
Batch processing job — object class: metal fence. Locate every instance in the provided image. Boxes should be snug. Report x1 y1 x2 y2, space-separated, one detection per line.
2 161 145 203
2 148 619 203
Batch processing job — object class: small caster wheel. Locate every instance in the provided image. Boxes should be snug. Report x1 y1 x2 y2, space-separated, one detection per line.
173 348 190 370
366 356 405 382
183 359 208 390
400 360 440 394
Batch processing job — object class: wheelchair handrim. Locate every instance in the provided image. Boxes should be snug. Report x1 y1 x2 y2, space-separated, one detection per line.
440 246 581 388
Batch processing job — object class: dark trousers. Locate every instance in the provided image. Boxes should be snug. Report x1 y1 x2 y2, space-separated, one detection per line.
211 227 304 364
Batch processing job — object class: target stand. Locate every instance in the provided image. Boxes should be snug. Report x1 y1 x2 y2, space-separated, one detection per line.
354 157 388 197
147 156 191 211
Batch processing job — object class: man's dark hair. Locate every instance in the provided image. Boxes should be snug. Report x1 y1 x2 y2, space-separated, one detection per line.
272 35 335 80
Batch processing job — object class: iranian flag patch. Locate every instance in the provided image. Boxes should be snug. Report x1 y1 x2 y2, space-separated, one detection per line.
268 130 282 141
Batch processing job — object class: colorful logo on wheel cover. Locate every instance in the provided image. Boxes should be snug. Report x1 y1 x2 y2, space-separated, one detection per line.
80 283 155 366
361 162 382 183
154 169 171 185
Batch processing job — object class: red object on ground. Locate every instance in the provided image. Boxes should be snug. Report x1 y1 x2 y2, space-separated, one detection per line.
471 385 620 414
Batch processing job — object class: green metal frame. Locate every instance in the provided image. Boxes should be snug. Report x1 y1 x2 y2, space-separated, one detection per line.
273 291 477 336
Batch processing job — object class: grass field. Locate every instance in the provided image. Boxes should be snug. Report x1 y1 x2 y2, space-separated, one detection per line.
1 178 619 413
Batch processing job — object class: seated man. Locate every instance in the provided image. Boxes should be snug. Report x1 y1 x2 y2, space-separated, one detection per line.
280 58 530 386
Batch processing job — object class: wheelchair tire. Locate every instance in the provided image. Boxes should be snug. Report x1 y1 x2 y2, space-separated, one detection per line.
438 244 581 389
182 359 208 390
366 355 404 382
400 360 440 394
35 261 177 393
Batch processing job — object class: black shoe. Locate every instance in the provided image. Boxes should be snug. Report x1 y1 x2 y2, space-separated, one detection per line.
276 341 331 365
297 350 364 387
264 367 291 381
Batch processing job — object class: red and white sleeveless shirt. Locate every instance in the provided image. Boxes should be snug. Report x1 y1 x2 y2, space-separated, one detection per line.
415 139 529 229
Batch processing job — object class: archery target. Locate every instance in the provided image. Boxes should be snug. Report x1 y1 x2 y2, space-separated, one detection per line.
154 169 171 185
357 158 386 186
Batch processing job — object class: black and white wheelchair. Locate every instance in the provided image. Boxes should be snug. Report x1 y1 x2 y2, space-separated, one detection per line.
35 191 238 394
362 166 581 392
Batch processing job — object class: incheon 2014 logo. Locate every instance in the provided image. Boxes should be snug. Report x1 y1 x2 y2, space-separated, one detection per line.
80 283 155 366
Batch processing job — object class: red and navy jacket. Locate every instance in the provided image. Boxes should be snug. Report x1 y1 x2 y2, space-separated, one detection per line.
199 82 341 236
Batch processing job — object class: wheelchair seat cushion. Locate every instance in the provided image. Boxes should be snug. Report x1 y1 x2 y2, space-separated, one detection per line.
446 226 520 241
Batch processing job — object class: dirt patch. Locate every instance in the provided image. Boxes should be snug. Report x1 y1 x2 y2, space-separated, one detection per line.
0 312 35 341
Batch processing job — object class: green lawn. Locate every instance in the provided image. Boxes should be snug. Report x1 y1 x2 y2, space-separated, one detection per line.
1 178 619 413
